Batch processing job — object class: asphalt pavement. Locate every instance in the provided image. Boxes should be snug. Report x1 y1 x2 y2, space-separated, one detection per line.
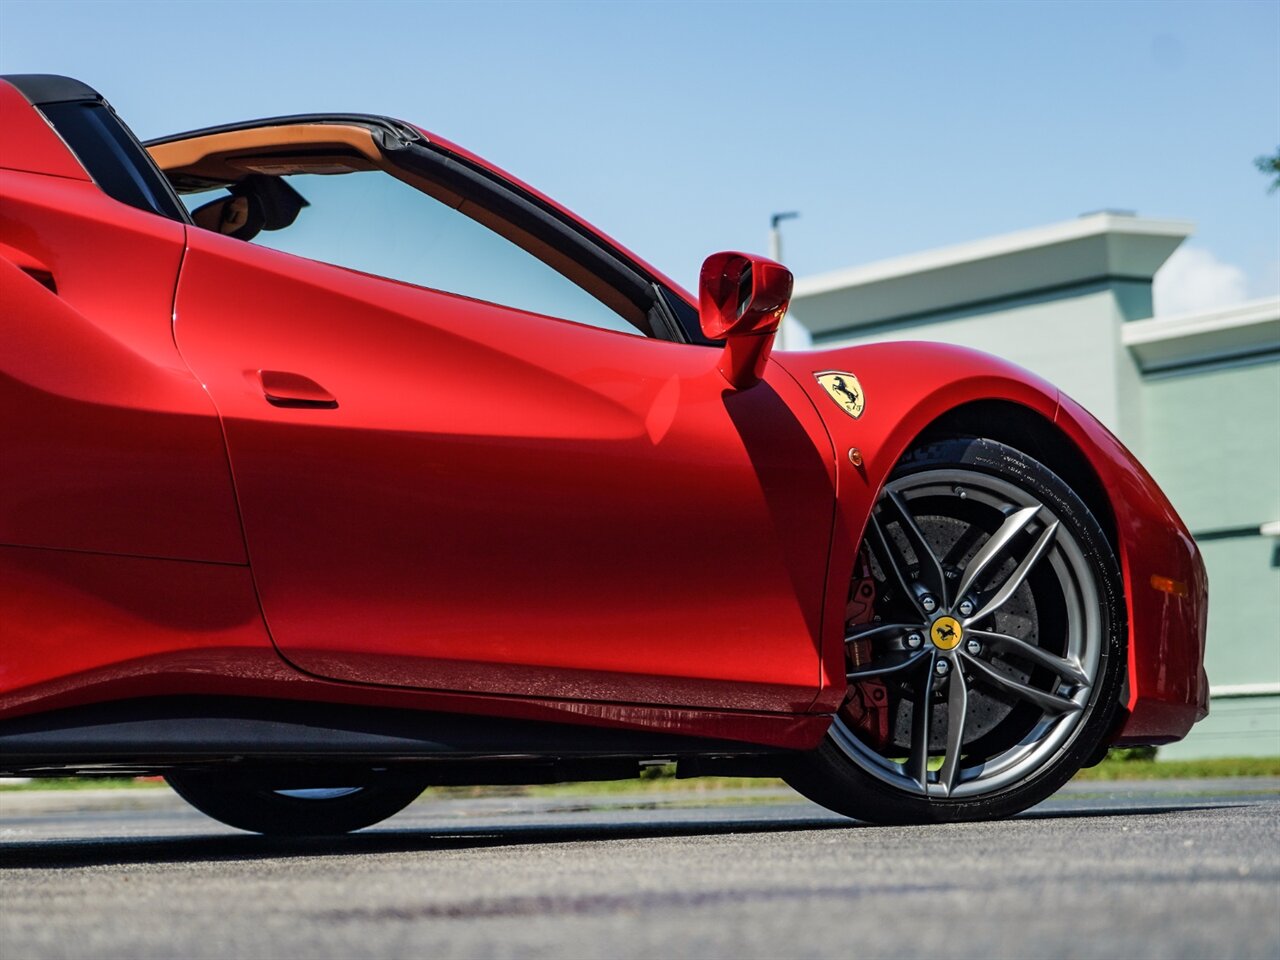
2 778 1278 960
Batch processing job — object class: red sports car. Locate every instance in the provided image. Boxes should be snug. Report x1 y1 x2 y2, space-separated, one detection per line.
0 75 1208 834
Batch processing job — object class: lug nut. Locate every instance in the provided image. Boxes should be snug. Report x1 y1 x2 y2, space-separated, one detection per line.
958 598 975 617
965 639 982 656
921 595 938 613
934 659 951 676
906 632 924 650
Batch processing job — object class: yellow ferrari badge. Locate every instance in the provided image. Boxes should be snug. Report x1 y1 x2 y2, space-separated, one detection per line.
931 616 963 650
815 371 865 419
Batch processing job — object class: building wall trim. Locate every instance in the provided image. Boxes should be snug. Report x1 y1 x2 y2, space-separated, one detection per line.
810 275 1147 344
1209 683 1280 699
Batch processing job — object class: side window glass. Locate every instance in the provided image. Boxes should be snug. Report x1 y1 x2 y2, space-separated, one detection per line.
40 101 187 221
181 171 646 336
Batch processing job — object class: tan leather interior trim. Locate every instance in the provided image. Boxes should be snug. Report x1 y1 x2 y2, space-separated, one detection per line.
227 154 377 176
148 124 384 182
148 122 466 208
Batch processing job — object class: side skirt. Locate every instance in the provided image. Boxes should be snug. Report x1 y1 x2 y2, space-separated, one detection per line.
0 696 798 781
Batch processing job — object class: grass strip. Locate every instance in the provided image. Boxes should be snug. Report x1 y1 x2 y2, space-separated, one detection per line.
1071 755 1280 781
2 756 1277 794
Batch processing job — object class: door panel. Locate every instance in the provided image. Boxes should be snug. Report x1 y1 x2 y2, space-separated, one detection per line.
174 229 836 711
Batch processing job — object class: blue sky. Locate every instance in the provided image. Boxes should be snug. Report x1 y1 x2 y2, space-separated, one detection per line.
2 0 1277 310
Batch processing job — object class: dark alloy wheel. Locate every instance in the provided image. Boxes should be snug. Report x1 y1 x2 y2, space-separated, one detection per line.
786 436 1125 824
165 771 428 835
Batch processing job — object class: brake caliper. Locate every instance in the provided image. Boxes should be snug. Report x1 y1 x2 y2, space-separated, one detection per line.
841 551 892 750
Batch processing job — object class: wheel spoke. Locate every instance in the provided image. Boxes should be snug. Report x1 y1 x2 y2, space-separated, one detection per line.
846 649 930 680
882 491 948 603
844 622 919 645
954 505 1039 601
967 520 1059 622
865 511 929 619
939 523 986 577
967 629 1090 687
960 650 1082 715
937 661 968 796
907 651 938 791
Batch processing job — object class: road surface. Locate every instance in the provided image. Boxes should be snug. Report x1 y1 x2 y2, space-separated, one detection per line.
2 778 1277 959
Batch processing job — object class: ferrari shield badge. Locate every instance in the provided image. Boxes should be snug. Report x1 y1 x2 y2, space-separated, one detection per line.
815 371 865 419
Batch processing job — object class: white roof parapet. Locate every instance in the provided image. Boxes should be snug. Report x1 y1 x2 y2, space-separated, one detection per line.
1122 297 1280 371
791 213 1193 336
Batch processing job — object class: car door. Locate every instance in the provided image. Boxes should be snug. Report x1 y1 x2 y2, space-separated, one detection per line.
171 162 836 712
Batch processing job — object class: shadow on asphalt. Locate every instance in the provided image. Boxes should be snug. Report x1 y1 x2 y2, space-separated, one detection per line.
1016 803 1242 821
0 804 1235 870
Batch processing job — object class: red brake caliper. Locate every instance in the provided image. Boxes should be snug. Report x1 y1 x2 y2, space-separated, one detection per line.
841 550 892 750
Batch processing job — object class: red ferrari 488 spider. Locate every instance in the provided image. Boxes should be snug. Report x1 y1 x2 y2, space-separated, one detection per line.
0 75 1208 834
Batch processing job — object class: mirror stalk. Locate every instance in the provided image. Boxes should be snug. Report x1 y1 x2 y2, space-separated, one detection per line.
697 251 793 392
718 330 777 390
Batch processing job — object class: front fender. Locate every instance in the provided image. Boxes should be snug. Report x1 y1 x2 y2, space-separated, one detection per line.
767 342 1208 741
1052 394 1209 742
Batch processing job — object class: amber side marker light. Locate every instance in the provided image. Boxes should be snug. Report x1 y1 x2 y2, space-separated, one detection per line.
1150 574 1189 597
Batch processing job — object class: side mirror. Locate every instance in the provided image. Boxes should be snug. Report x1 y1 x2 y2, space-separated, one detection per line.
699 251 793 389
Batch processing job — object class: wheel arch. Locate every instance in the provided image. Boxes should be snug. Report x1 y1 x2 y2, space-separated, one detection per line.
912 399 1119 561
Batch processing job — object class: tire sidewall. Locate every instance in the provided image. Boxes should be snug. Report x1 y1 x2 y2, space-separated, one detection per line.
166 771 427 835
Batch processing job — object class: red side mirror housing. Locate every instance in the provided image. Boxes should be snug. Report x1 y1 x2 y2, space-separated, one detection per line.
699 251 793 389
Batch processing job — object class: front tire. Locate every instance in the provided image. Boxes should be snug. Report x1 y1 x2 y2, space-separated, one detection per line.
165 771 427 835
786 436 1125 823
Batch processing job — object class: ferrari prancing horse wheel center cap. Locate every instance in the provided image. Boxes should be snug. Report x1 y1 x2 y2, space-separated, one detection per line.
930 616 963 650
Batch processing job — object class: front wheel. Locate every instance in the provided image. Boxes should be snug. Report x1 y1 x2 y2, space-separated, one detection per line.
786 436 1125 823
165 771 427 835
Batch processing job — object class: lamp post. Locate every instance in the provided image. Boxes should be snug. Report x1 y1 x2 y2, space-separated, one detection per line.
769 210 799 263
769 211 799 349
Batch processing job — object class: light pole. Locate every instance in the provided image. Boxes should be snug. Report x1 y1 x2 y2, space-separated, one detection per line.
769 211 799 349
769 210 799 263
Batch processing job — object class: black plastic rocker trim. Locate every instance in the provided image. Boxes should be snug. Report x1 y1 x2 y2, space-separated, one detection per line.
0 696 785 773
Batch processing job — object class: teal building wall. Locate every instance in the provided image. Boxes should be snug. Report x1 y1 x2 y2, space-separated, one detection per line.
1138 359 1280 758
